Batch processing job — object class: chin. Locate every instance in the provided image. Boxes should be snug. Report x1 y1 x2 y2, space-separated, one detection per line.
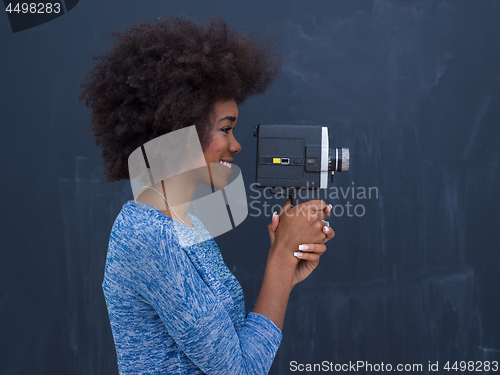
199 176 227 190
207 163 231 190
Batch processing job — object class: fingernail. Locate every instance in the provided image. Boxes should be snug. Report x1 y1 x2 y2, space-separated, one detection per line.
324 226 330 232
298 245 309 250
328 204 332 210
293 252 303 258
273 211 277 217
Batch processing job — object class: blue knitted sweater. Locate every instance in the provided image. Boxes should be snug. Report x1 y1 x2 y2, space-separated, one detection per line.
103 200 282 374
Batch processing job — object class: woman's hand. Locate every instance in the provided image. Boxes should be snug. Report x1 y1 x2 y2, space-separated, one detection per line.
268 199 333 247
255 199 335 330
291 242 330 286
267 198 335 286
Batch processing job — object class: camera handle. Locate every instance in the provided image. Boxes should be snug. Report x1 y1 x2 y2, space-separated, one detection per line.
270 188 325 207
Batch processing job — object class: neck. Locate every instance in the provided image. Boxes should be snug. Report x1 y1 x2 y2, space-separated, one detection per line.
136 173 199 226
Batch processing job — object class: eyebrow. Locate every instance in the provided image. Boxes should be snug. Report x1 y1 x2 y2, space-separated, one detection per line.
217 116 237 123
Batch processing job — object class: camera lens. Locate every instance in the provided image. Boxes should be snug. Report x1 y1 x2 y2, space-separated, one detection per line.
329 148 349 172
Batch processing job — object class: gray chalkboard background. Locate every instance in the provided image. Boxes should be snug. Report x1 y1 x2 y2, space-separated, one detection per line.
1 0 499 373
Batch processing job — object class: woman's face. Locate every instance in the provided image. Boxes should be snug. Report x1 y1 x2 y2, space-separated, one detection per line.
203 99 242 189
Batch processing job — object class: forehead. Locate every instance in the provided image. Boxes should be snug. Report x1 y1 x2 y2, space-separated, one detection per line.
212 99 238 119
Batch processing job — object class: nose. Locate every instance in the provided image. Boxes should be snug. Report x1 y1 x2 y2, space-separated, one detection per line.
230 133 242 154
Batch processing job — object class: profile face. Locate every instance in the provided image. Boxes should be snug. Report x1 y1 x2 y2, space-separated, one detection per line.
203 99 242 189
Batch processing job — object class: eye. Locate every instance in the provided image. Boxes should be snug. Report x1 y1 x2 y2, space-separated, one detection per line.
220 126 232 134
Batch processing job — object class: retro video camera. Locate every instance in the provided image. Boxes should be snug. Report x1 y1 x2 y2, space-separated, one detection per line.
254 124 349 204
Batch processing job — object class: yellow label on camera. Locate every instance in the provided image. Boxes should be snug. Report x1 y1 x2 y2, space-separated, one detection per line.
273 158 281 164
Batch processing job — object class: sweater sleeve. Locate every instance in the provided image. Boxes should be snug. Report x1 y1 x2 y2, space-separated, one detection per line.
135 225 282 375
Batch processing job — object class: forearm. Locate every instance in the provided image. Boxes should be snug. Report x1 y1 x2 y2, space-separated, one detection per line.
254 199 332 330
252 249 297 331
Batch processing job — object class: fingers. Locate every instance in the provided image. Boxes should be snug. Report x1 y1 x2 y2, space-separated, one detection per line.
318 203 332 221
321 204 334 243
298 200 331 221
324 203 332 218
322 225 335 243
293 251 320 262
308 217 333 239
302 200 327 213
293 243 326 259
305 221 334 244
274 198 335 247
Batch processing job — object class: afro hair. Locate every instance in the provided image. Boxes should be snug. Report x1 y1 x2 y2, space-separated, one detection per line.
79 17 282 181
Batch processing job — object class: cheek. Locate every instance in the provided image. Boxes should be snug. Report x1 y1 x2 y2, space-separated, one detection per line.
204 139 225 161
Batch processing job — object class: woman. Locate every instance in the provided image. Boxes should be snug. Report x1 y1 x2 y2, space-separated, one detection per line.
80 17 334 374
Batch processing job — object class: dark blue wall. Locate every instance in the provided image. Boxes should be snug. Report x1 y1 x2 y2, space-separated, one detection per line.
1 1 499 373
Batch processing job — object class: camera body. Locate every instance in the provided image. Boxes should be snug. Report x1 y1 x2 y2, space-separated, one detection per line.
254 124 349 203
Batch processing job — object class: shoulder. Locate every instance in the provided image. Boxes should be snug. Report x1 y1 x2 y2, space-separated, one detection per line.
112 201 159 237
109 200 181 258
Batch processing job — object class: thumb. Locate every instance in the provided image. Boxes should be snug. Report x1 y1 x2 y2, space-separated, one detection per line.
268 211 279 235
267 211 280 245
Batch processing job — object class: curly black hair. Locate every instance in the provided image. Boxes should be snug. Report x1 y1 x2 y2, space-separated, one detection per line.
79 17 282 181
